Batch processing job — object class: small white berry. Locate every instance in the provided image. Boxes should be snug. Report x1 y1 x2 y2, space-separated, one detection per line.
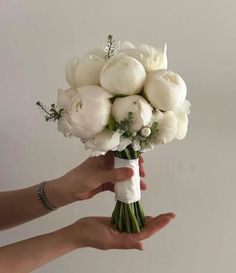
141 127 151 137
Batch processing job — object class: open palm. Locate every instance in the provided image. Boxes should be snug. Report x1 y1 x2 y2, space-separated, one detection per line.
72 213 175 250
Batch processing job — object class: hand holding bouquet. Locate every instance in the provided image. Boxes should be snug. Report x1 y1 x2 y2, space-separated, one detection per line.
37 35 190 233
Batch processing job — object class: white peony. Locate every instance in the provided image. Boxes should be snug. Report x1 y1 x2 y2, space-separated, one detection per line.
120 42 167 72
100 53 146 96
152 111 178 144
144 69 187 111
68 86 112 139
151 109 164 123
65 49 105 89
112 95 153 132
57 88 78 112
174 100 191 140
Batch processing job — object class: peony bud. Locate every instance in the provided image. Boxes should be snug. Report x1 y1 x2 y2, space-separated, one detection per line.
65 49 105 89
144 69 187 111
100 53 146 95
112 95 153 132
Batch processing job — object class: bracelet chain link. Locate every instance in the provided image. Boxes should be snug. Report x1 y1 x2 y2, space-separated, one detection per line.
37 181 57 212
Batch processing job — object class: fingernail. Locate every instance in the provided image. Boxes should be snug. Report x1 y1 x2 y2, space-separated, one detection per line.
167 213 176 219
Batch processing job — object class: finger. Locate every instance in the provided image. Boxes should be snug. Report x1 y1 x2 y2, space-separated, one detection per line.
139 164 145 177
103 151 114 169
139 156 144 164
100 167 133 183
101 182 115 192
134 213 176 241
140 179 147 190
145 216 154 223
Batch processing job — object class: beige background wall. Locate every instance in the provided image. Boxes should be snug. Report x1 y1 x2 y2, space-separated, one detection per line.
0 0 236 272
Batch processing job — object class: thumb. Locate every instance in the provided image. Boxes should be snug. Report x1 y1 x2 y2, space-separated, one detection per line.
100 167 133 183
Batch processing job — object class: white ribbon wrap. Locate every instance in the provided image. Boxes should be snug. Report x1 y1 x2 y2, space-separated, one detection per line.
114 157 141 204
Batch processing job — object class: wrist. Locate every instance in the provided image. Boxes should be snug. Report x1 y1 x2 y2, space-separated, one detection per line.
50 225 80 253
59 222 85 249
44 177 77 208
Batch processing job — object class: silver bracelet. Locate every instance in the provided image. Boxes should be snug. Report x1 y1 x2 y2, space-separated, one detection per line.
37 181 57 212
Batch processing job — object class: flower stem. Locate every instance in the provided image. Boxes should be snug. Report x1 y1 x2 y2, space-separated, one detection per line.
111 147 145 233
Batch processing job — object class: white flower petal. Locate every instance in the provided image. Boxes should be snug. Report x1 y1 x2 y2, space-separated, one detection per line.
57 113 73 137
75 54 105 87
175 113 188 140
152 111 178 144
151 110 164 123
117 137 132 151
57 88 78 113
65 58 80 88
120 43 167 72
85 129 120 154
120 41 136 49
174 99 191 140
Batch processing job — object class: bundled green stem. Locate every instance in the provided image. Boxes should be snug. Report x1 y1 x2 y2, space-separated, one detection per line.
112 145 145 233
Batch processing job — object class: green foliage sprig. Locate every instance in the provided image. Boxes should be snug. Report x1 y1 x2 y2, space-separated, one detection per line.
115 112 134 138
36 101 63 122
104 34 117 60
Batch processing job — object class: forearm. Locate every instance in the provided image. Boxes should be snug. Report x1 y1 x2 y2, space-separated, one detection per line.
0 226 78 273
0 178 74 230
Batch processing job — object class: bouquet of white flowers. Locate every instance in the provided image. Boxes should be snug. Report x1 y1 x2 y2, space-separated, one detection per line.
37 35 190 233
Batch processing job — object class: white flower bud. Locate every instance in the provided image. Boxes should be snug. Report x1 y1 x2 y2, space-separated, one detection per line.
100 53 146 95
112 95 153 132
144 69 187 111
141 127 151 137
65 49 105 89
132 139 141 151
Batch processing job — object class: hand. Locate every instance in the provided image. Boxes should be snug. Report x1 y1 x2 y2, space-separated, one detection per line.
66 213 176 250
56 152 147 202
